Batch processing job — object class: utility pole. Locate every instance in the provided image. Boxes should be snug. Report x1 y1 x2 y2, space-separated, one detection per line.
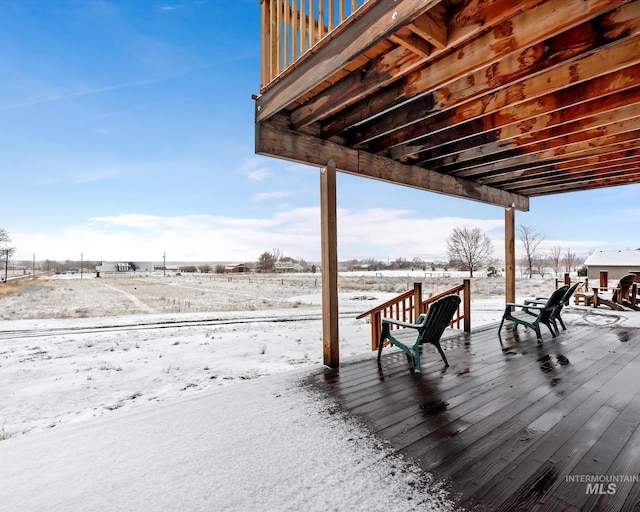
81 253 83 279
163 251 166 277
3 250 8 283
33 253 36 280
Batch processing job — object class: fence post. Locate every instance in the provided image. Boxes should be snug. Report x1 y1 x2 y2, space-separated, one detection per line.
564 272 570 286
413 282 423 320
372 311 381 351
463 278 471 333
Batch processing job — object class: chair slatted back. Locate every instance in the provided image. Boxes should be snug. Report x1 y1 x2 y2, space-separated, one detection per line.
418 295 461 346
539 285 569 323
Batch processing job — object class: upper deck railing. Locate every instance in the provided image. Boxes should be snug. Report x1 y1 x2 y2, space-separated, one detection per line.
260 0 370 90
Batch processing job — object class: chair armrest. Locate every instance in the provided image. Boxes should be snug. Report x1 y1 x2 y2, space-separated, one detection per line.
381 317 421 329
506 303 544 310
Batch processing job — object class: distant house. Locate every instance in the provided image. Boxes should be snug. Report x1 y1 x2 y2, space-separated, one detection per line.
584 250 640 281
275 261 308 273
96 262 155 274
225 264 251 273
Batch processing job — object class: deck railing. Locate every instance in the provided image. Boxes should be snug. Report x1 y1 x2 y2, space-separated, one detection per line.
260 0 370 89
356 279 471 351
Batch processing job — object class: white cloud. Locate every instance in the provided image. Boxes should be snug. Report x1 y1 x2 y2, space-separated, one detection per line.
240 157 272 181
13 208 511 263
250 191 292 202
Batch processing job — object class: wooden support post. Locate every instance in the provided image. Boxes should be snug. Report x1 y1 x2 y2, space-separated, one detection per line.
320 159 339 368
505 207 516 306
463 278 471 333
413 282 423 320
564 272 570 286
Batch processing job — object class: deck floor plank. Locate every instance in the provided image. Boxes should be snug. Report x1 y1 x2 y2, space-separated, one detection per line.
306 318 640 511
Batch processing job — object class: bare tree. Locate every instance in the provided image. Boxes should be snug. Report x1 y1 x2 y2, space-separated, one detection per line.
518 225 546 278
199 264 212 274
549 245 562 276
563 249 581 273
446 226 494 277
0 228 15 282
256 251 276 273
534 254 550 277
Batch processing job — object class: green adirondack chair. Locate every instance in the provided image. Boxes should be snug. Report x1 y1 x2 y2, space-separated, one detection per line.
499 285 568 342
378 294 461 372
523 281 582 332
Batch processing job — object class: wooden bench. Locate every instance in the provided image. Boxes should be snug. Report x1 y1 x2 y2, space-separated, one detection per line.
573 291 593 306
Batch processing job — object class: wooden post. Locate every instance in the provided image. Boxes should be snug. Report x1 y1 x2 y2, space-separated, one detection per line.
413 282 422 320
320 159 339 368
463 278 471 333
564 272 570 286
505 207 516 306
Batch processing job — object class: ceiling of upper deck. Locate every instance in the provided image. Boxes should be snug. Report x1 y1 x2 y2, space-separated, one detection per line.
255 0 640 208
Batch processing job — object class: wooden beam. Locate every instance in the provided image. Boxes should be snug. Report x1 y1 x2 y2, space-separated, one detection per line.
383 26 640 157
485 150 640 187
389 32 432 58
256 119 530 210
320 160 339 368
451 128 640 180
256 0 441 122
317 0 545 137
326 0 633 140
426 95 640 174
419 88 640 169
409 5 448 50
290 44 425 128
507 161 640 193
463 142 640 184
505 207 515 306
529 169 640 195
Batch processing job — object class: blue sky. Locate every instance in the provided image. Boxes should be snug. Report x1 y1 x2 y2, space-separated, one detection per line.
2 1 639 264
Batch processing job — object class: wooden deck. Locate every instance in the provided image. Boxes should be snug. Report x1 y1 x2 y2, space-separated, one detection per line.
306 321 640 511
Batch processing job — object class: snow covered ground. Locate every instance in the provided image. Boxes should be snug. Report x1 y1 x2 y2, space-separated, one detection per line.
1 272 637 511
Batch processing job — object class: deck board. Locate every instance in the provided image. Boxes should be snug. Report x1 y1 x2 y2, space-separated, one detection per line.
306 320 640 511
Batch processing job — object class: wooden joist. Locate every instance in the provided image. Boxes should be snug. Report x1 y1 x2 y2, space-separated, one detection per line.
257 0 640 206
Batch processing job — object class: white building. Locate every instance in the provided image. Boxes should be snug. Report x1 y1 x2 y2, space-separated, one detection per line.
96 262 155 274
584 250 640 281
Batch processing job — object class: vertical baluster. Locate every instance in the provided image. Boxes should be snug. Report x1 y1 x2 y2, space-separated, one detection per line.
292 0 299 61
276 0 283 74
301 0 307 52
261 0 268 85
318 0 324 39
270 0 278 81
309 0 315 47
283 0 289 68
328 0 334 31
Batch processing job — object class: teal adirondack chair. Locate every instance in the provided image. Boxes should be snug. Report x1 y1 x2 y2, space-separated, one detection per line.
499 285 568 342
378 294 461 372
523 281 582 332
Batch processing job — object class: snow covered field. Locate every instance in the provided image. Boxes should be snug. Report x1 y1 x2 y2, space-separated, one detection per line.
0 271 530 439
2 272 636 511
